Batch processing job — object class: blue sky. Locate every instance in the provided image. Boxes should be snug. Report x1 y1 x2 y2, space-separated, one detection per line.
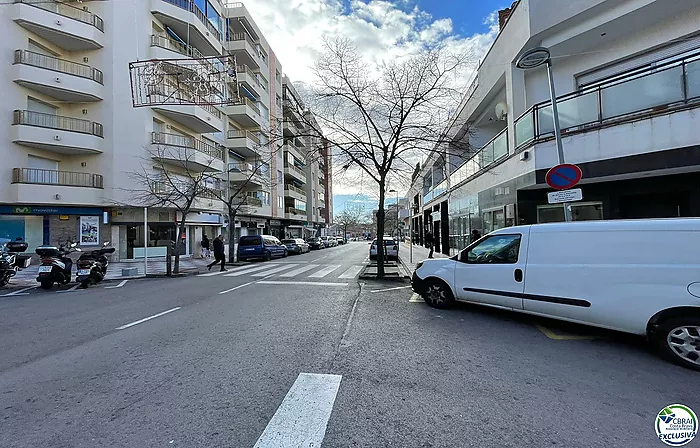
417 1 503 35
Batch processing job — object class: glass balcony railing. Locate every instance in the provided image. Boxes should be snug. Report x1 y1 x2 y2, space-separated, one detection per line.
161 0 221 41
514 52 700 148
14 50 103 84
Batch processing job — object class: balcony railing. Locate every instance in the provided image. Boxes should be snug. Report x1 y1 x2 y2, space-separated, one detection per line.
227 129 260 144
12 168 103 188
13 110 103 137
200 102 222 119
228 31 256 47
284 184 305 196
152 132 224 160
244 195 263 207
161 0 221 41
446 128 508 193
16 0 104 32
514 52 700 148
285 163 306 178
150 34 204 59
286 207 305 216
240 97 261 114
14 50 103 84
236 64 258 82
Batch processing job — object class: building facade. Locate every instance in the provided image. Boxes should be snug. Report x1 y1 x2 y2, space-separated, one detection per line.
410 0 700 256
0 0 331 259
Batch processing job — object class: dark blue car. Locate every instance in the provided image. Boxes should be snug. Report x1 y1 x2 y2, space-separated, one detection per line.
237 235 288 261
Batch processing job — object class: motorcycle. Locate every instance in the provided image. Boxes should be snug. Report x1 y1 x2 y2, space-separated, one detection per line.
76 242 115 288
36 242 81 290
0 237 30 288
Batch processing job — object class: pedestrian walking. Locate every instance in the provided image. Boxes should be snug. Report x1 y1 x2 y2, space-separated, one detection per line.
425 229 434 258
207 235 227 272
201 235 211 258
470 229 482 244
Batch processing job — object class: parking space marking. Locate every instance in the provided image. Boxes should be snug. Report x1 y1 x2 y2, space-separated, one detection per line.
409 293 423 303
0 286 37 297
535 323 601 340
105 280 128 289
219 281 256 295
115 307 181 330
253 373 342 448
56 285 80 294
370 285 412 293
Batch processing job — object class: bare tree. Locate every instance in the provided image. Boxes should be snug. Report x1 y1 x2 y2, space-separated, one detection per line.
124 139 227 274
334 203 366 240
299 37 476 277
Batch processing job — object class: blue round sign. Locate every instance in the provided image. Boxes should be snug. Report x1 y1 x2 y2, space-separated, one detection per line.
546 164 582 190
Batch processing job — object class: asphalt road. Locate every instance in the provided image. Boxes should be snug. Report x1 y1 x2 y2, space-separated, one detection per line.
1 241 698 447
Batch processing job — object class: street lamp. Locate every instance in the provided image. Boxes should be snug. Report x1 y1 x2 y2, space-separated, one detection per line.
516 46 572 222
388 189 399 240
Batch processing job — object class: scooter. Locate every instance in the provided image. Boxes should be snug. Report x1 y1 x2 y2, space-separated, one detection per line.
76 242 115 288
36 243 81 290
0 238 30 288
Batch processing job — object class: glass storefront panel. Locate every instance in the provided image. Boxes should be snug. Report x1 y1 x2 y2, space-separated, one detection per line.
0 215 44 252
537 202 604 223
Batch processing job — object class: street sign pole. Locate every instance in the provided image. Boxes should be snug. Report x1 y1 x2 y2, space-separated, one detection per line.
546 61 572 222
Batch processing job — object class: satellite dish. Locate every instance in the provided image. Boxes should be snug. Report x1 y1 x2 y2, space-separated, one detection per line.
495 102 508 120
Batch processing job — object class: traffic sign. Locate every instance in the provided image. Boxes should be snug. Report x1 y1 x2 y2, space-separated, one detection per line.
546 163 582 190
547 188 583 204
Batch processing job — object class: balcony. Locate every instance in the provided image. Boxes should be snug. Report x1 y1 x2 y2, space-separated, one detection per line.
445 129 508 195
151 87 224 133
284 163 306 184
226 97 263 127
226 129 261 157
235 65 261 98
283 143 305 163
151 132 225 172
285 207 306 221
192 188 224 211
227 162 268 186
12 50 103 102
11 0 104 51
151 0 222 56
284 184 306 201
11 110 104 155
148 35 224 77
10 168 103 206
225 32 260 69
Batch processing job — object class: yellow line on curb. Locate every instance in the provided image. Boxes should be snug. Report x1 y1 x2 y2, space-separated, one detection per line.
535 323 601 340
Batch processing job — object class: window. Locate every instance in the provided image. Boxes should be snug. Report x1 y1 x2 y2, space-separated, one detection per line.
277 170 283 184
295 200 306 211
482 208 505 234
276 70 281 83
278 196 284 209
537 202 604 223
462 235 521 264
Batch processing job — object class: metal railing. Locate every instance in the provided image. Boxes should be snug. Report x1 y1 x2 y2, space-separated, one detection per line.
284 184 305 196
14 50 103 84
151 132 224 160
236 64 258 82
228 31 256 47
12 168 103 188
200 102 222 119
514 51 700 148
286 207 305 216
244 196 263 207
199 188 223 200
16 0 104 32
227 129 260 144
13 110 103 137
284 163 306 178
161 0 221 41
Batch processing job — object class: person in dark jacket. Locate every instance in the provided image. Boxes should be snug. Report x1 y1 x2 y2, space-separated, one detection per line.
207 235 226 272
425 230 434 258
201 235 211 258
470 229 482 244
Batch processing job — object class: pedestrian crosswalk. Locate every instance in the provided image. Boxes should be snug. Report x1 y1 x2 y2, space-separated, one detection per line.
198 263 363 281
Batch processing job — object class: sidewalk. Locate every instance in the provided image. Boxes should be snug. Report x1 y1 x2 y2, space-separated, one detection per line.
398 242 449 273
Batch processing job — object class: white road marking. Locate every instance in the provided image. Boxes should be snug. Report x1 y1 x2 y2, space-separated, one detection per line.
253 373 342 448
370 285 413 293
1 286 37 297
115 307 181 330
307 265 341 278
224 264 279 277
105 280 128 289
338 265 363 279
251 264 299 277
218 281 255 295
409 293 423 303
279 264 319 277
257 281 348 287
200 264 271 277
56 284 80 293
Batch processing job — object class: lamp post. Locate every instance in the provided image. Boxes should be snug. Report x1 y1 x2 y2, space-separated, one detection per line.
389 189 399 240
516 46 572 222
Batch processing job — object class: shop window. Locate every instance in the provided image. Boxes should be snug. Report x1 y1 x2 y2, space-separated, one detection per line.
537 202 604 223
482 208 505 234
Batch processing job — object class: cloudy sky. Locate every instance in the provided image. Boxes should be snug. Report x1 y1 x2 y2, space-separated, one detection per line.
241 0 504 210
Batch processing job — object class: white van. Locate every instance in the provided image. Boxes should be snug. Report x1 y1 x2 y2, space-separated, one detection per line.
411 219 700 370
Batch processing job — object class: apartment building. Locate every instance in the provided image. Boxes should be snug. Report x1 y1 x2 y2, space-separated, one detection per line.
409 0 700 256
0 0 331 259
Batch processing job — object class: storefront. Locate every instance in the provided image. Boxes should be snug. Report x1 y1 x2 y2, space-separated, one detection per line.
0 206 106 252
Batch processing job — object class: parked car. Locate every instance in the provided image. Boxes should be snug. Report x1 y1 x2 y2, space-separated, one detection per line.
321 236 337 247
281 238 309 254
411 219 700 371
308 237 325 250
335 237 346 245
237 235 288 261
369 237 399 261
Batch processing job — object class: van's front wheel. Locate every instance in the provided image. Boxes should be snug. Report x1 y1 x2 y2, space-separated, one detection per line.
264 251 272 261
422 279 454 309
653 317 700 371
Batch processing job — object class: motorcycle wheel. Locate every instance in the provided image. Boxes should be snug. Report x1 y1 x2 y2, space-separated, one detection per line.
40 280 53 290
0 274 9 287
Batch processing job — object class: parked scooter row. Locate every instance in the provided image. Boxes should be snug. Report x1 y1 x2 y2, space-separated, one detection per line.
0 237 31 288
36 241 115 290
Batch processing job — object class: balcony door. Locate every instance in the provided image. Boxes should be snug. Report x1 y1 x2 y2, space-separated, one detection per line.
27 155 58 184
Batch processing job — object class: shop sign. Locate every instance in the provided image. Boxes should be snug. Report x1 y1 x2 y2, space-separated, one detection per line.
59 215 70 221
0 206 103 216
270 220 281 226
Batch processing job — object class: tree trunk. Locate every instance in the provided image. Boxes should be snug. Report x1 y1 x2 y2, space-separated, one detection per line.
228 209 237 263
376 186 386 278
174 219 187 274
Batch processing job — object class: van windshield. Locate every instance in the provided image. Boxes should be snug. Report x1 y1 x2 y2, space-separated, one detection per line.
239 236 261 246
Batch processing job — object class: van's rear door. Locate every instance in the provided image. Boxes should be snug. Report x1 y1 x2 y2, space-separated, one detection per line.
453 227 530 310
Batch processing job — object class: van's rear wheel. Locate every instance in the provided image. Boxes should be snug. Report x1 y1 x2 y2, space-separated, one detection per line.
422 279 454 309
653 316 700 371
